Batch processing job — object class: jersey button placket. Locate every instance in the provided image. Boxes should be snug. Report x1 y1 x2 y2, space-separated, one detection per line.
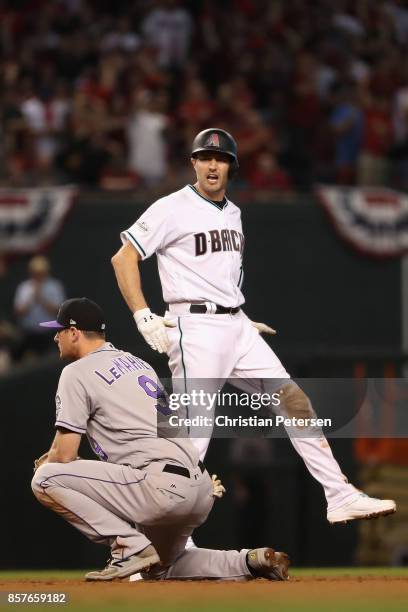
223 207 238 307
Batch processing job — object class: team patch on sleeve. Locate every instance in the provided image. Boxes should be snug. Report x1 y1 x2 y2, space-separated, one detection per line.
136 221 149 233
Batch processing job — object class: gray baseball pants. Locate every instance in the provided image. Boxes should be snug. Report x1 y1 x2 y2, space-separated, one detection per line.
31 459 250 580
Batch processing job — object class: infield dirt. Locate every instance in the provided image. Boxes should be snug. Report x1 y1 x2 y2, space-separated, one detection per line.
1 574 407 612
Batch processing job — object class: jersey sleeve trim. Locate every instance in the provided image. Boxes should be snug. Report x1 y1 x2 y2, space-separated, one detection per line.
122 230 147 258
55 420 86 434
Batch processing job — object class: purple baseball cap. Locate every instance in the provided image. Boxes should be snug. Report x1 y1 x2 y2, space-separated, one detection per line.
40 297 106 332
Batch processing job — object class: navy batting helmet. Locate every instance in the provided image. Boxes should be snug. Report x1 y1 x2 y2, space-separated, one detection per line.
191 128 239 177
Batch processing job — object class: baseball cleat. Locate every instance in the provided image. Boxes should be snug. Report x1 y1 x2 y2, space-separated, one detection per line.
327 493 396 524
85 545 160 581
128 536 197 581
246 547 290 581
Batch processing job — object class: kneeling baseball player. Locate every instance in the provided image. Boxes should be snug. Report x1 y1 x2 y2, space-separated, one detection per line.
31 297 289 581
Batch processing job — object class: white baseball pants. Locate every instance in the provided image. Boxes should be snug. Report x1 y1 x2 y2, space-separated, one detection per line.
166 308 357 511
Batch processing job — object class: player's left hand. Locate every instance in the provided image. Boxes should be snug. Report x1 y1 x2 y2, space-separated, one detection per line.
252 321 277 335
211 474 226 498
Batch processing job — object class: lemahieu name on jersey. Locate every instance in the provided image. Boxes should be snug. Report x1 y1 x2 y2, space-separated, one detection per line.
95 354 149 386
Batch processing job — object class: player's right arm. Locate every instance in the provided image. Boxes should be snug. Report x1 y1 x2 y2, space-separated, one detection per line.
112 199 176 354
46 429 82 464
111 242 148 314
34 366 88 470
112 242 175 353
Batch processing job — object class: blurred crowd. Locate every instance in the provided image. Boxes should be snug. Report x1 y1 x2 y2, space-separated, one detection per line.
0 255 65 372
2 0 408 195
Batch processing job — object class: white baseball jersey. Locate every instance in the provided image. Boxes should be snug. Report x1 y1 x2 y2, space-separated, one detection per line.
121 184 245 307
54 342 198 469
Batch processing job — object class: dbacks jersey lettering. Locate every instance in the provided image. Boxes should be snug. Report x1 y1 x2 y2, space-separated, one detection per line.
121 185 244 307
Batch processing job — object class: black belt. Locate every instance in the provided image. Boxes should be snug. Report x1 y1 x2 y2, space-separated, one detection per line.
190 304 240 315
163 461 205 479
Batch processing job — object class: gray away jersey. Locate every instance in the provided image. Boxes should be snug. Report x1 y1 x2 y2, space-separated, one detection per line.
54 342 198 469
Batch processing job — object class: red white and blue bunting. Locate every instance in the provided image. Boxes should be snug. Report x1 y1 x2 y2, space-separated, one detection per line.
0 186 76 255
317 185 408 257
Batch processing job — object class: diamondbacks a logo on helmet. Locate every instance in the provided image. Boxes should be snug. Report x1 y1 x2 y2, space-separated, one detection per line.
205 133 220 148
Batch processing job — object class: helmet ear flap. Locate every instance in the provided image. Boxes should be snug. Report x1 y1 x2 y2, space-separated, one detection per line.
228 160 239 180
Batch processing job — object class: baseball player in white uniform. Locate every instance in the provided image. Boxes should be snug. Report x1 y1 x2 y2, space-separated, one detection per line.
111 128 396 525
31 297 289 581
